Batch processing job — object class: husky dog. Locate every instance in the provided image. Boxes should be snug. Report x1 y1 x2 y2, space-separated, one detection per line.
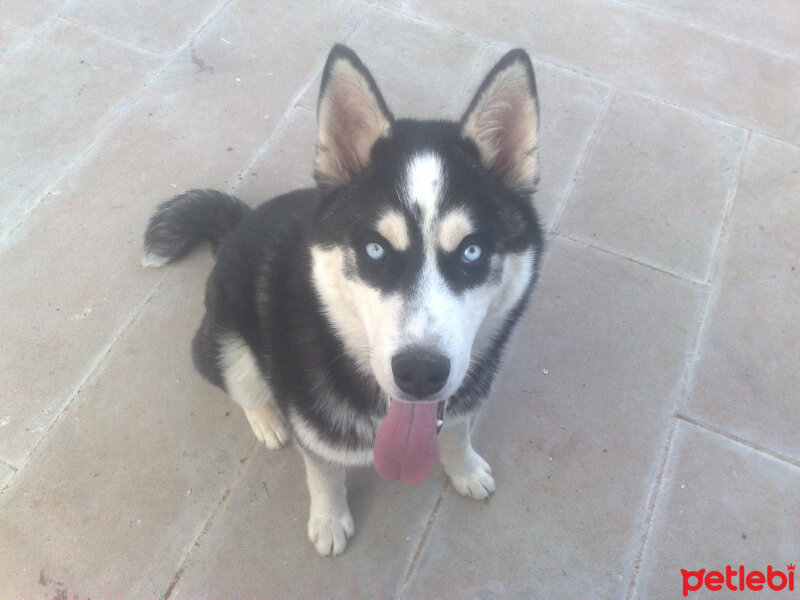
143 44 542 556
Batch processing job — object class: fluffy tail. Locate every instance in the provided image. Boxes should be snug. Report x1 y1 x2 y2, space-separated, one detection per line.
142 189 251 267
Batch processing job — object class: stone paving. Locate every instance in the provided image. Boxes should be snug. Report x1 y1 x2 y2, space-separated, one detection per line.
2 1 799 598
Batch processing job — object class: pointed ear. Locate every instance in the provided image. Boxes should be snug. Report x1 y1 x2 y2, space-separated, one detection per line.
315 45 394 188
461 49 539 194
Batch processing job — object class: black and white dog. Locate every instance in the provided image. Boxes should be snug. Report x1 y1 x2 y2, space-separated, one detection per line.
144 45 542 556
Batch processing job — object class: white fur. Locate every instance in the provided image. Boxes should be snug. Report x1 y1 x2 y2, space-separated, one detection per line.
473 248 535 357
313 392 378 449
289 407 375 466
300 448 354 556
220 334 290 449
376 210 409 251
402 153 444 231
311 156 534 405
311 245 405 396
439 418 495 500
243 406 291 450
141 252 170 268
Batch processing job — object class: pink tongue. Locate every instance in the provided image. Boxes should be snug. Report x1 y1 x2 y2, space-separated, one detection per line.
374 399 439 485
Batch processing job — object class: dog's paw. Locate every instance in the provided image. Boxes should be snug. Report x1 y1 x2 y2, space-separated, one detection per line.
445 448 495 500
308 509 355 556
243 406 291 449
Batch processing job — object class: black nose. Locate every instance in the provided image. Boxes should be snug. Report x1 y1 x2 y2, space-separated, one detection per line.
391 350 451 399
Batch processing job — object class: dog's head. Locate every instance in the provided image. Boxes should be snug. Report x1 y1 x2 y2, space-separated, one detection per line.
310 45 541 405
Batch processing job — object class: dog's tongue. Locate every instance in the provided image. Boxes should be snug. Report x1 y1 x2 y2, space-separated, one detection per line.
374 399 438 485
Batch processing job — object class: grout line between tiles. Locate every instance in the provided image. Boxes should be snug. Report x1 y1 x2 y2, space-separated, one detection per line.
397 415 483 598
162 439 261 600
0 457 19 472
624 130 752 598
701 131 752 284
601 0 800 62
621 86 794 150
0 0 236 249
551 233 706 287
549 89 616 233
362 0 609 90
616 89 799 152
453 45 495 110
675 131 751 413
0 0 76 70
55 14 168 58
675 415 800 470
0 269 169 496
624 417 679 600
396 480 449 600
229 10 365 188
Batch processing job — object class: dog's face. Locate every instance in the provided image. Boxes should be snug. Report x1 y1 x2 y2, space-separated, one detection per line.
310 46 540 404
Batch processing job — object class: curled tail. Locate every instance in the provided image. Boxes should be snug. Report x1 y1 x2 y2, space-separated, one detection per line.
142 189 251 267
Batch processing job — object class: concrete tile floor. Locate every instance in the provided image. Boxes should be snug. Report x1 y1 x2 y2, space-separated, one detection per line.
1 1 798 598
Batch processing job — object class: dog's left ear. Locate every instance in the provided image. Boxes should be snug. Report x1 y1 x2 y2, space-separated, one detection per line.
315 44 394 189
461 49 539 194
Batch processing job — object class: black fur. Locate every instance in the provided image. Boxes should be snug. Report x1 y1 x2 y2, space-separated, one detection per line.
145 45 544 456
188 190 384 451
144 189 251 264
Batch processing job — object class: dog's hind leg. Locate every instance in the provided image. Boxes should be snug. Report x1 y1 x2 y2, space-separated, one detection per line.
219 333 291 449
439 417 496 500
300 447 354 556
192 314 225 389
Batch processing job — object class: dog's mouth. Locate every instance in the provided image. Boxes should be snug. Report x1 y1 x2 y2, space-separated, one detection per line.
373 398 445 485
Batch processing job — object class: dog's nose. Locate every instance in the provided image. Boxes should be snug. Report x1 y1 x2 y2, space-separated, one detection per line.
391 351 451 399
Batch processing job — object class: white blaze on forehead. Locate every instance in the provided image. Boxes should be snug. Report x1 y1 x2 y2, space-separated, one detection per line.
376 211 409 251
402 153 444 226
437 209 473 253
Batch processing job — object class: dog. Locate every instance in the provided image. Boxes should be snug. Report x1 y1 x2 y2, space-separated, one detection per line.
143 44 543 556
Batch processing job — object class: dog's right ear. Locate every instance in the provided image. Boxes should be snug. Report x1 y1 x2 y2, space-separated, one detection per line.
315 45 394 189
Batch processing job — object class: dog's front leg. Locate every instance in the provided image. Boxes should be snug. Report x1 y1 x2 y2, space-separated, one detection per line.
300 448 354 556
439 417 496 500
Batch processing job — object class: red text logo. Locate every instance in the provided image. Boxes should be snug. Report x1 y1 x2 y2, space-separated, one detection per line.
681 564 795 596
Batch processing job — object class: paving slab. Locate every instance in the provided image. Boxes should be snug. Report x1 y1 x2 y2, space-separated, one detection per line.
2 2 799 599
0 19 161 238
403 0 800 142
0 464 15 489
171 445 446 599
557 91 745 281
64 0 224 55
0 256 254 600
298 5 486 118
234 106 317 200
633 421 800 599
0 0 357 468
0 0 66 58
404 238 704 599
683 135 800 460
625 0 800 59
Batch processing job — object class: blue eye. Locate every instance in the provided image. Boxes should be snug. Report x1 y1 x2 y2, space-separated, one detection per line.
365 242 385 260
462 244 483 263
